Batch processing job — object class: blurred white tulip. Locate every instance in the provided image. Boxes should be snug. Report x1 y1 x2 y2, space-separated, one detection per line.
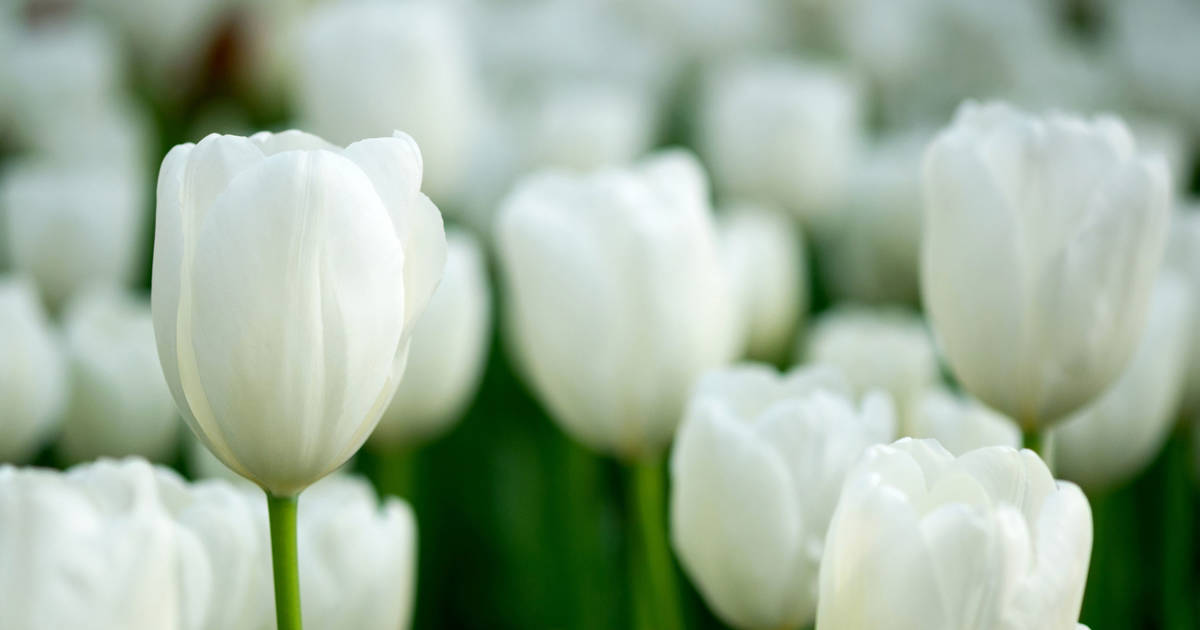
802 307 939 416
1167 207 1200 415
371 229 491 449
719 203 807 363
816 439 1092 630
524 80 657 173
1054 272 1194 491
697 57 864 222
671 364 895 629
1 160 145 310
152 129 446 496
496 149 735 457
904 386 1020 455
297 1 478 201
814 129 927 304
922 102 1170 428
0 276 65 462
613 0 790 62
58 289 179 464
298 475 418 630
0 461 194 630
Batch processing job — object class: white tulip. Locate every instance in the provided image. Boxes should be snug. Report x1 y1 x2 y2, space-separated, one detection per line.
719 203 807 363
298 475 418 630
496 149 735 457
1053 272 1194 491
58 289 180 463
904 386 1020 456
523 80 657 173
1 159 145 310
0 276 65 462
152 129 446 496
922 102 1171 428
816 439 1092 630
297 1 478 201
697 57 864 221
1167 207 1200 415
814 129 927 304
371 229 491 448
671 364 895 629
802 307 939 415
0 461 194 630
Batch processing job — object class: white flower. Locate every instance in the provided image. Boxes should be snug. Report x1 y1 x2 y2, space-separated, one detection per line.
801 306 939 415
904 386 1020 456
496 149 735 457
371 229 491 448
1053 272 1194 491
697 57 864 221
719 203 807 363
817 439 1092 630
1 159 145 310
671 364 895 629
523 80 657 173
151 129 446 496
922 102 1171 427
296 1 478 201
0 276 65 462
58 289 179 464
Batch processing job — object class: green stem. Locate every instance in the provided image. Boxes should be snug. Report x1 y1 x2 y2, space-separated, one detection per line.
1022 427 1055 473
626 457 683 630
267 492 303 630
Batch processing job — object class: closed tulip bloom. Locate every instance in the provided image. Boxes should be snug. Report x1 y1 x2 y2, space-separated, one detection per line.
905 386 1020 456
0 276 66 462
816 439 1092 630
697 57 864 221
497 150 735 457
671 364 895 629
922 102 1171 428
1167 208 1200 414
1 161 145 310
58 289 179 463
297 1 477 201
1053 272 1194 491
370 229 491 448
801 306 939 415
152 129 446 496
719 203 807 363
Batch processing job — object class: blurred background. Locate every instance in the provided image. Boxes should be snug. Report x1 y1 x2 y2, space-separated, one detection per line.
0 0 1198 628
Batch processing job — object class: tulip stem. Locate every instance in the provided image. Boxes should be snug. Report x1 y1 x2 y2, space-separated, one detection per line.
627 457 683 630
267 492 303 630
1022 427 1054 473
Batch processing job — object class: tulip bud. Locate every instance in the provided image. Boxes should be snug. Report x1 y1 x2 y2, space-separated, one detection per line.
1053 272 1194 491
496 150 736 457
817 439 1092 630
904 386 1020 456
370 229 491 449
1166 208 1200 415
296 1 478 201
671 364 895 629
0 276 65 463
718 203 807 363
1 161 145 310
697 57 864 221
922 102 1171 428
801 306 939 416
58 289 179 464
151 129 446 496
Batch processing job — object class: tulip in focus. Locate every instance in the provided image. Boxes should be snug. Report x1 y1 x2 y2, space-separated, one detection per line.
496 149 735 457
1053 272 1194 491
57 289 179 464
817 439 1092 630
370 229 491 449
719 203 807 364
922 102 1170 430
0 276 65 463
672 364 895 629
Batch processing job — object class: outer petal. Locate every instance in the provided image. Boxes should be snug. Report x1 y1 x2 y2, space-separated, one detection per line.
181 150 405 494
